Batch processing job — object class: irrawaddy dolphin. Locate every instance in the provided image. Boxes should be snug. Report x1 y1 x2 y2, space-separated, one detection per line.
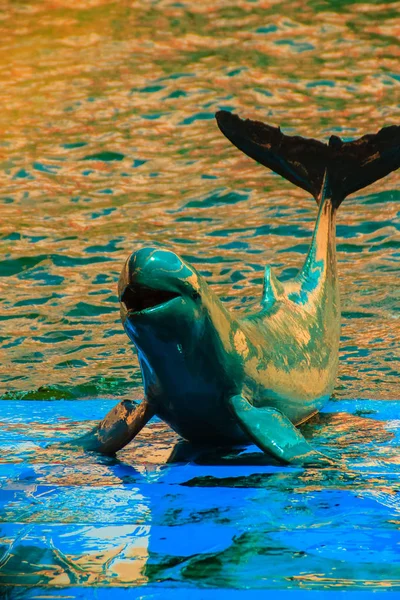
72 111 400 465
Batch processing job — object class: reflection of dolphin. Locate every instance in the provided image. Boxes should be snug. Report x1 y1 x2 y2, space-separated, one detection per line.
73 112 400 465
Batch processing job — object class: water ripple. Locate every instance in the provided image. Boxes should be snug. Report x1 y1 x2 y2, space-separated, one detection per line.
0 0 398 403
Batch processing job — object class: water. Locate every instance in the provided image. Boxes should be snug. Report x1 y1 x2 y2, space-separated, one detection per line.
0 0 398 401
1 399 400 595
0 0 399 595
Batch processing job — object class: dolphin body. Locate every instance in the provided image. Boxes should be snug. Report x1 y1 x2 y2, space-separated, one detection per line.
74 112 400 465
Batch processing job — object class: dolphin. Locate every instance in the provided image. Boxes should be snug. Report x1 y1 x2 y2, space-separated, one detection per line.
72 111 400 465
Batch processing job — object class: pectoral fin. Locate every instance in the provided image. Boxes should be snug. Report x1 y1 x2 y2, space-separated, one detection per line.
229 395 333 466
67 398 155 455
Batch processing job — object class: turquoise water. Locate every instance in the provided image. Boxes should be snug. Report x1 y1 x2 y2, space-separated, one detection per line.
0 0 399 595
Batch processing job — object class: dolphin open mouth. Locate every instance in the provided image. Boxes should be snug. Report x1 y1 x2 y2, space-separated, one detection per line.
121 284 181 313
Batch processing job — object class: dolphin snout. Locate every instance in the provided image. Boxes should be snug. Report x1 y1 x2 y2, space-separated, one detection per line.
118 247 187 315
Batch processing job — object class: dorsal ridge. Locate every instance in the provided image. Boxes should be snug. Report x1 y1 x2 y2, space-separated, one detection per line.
262 266 284 306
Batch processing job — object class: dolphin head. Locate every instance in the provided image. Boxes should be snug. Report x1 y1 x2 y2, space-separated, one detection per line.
118 247 206 355
118 246 245 442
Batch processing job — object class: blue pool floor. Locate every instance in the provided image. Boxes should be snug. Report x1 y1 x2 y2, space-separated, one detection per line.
1 399 400 598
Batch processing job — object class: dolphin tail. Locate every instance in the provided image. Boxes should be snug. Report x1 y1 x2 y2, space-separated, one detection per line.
215 110 400 209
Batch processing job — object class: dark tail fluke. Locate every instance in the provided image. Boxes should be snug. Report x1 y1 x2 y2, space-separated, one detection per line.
215 110 400 209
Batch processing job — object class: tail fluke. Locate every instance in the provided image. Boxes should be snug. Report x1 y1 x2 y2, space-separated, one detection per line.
215 110 400 208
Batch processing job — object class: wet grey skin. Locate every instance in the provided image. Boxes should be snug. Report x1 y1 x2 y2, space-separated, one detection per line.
71 112 400 466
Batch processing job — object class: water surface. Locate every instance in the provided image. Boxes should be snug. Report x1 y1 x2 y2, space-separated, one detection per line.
0 0 398 401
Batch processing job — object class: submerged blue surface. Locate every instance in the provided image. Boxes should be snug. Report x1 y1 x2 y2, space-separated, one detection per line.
1 399 400 596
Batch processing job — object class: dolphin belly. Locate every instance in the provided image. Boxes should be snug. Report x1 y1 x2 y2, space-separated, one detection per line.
152 391 248 444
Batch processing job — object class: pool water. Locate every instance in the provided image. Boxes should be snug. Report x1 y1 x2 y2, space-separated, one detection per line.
0 0 399 596
1 399 400 596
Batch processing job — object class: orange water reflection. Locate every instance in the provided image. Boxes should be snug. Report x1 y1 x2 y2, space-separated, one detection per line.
0 1 398 402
